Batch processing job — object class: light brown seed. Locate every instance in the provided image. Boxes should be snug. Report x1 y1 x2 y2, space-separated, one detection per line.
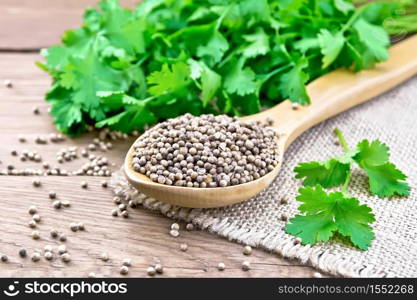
120 266 129 275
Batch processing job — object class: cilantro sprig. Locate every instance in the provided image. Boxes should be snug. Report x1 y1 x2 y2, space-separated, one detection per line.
285 129 410 250
38 0 408 136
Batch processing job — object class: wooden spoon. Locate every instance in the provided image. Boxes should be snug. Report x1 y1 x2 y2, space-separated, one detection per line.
124 35 417 208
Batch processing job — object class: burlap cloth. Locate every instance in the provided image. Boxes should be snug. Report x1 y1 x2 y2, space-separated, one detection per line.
112 76 417 278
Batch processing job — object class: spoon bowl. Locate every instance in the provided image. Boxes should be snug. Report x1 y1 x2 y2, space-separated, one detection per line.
124 35 417 208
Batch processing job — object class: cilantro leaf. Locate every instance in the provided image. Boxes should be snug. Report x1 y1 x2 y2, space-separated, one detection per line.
318 29 345 68
224 60 257 96
241 27 270 59
354 139 410 197
279 60 310 105
285 185 375 250
147 62 190 96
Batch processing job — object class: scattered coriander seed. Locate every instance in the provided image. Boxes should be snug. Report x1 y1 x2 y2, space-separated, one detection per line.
122 258 132 267
88 272 97 278
241 261 251 271
32 179 41 187
154 264 163 274
169 229 180 238
52 200 62 209
58 245 67 254
280 195 289 205
33 107 40 115
334 139 340 146
32 214 41 223
292 103 300 110
313 272 323 278
121 210 129 218
294 237 302 245
11 150 18 156
243 245 252 255
61 253 71 263
28 205 38 215
61 200 71 207
50 229 58 238
128 200 137 208
101 180 108 188
118 203 126 211
77 222 85 231
170 223 180 231
186 223 194 231
31 231 40 240
113 196 121 204
120 266 129 275
70 223 79 232
44 251 53 260
100 252 109 262
81 181 88 188
28 220 37 228
48 191 56 199
19 248 27 258
59 234 67 242
31 252 41 262
44 245 53 253
18 134 26 143
180 243 188 252
1 254 8 262
146 266 156 276
111 209 118 217
4 79 12 88
217 262 226 271
281 213 288 221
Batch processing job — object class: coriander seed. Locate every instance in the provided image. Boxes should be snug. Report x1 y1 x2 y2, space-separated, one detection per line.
154 264 163 274
180 243 188 252
101 180 108 188
88 272 97 278
59 234 67 242
32 214 41 223
217 262 226 271
70 223 79 232
61 200 71 207
81 181 88 189
120 266 129 275
49 191 56 199
1 254 8 262
243 245 252 255
186 223 194 231
28 205 38 215
111 209 118 217
241 261 251 271
52 200 61 209
19 248 27 258
146 266 156 276
44 245 53 253
44 251 53 260
78 222 85 231
33 107 40 115
32 179 41 187
4 79 12 88
122 258 132 267
31 252 41 262
121 210 129 218
170 223 180 231
313 272 322 278
100 252 109 262
31 231 40 240
61 253 71 263
50 229 58 238
58 245 67 254
169 229 179 238
28 220 37 228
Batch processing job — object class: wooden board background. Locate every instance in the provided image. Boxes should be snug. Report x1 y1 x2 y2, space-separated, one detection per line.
0 1 320 277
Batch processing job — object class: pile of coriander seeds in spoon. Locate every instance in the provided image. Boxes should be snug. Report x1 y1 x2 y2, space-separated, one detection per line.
131 114 280 188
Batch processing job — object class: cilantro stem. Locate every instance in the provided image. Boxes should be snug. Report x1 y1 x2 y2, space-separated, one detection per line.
334 128 349 152
341 170 351 194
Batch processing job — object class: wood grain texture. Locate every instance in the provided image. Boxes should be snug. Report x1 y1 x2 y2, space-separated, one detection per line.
0 53 320 277
0 0 138 50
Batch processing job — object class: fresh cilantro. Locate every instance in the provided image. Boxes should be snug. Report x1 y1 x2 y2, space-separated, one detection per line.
38 0 404 135
287 129 410 250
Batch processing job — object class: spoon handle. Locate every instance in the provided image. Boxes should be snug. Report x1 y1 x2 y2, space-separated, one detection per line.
247 34 417 149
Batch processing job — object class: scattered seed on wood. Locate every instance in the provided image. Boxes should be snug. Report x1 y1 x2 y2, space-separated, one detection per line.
280 195 289 205
31 231 40 240
154 264 163 274
50 229 58 238
58 245 67 254
18 134 26 143
33 107 40 115
243 245 252 255
111 209 118 217
78 222 85 231
128 200 137 208
180 243 188 252
19 248 27 258
11 150 18 156
32 179 41 187
32 214 41 223
28 205 37 215
281 213 288 221
294 237 302 245
81 181 88 189
101 180 108 188
70 223 79 232
121 210 129 218
61 200 71 207
291 103 300 110
120 266 129 275
100 252 109 262
44 245 53 253
170 223 180 231
88 272 97 278
122 258 132 267
113 196 121 204
49 191 56 199
241 261 251 271
4 79 12 88
35 136 47 144
313 272 322 278
118 203 126 211
146 266 156 276
31 252 41 262
61 253 71 263
169 230 179 238
334 139 340 146
28 220 37 228
186 223 194 231
44 251 53 260
52 200 62 209
59 234 67 242
217 262 226 271
1 254 8 262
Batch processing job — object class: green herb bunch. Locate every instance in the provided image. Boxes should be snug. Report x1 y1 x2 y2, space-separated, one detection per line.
38 0 405 135
285 129 410 250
